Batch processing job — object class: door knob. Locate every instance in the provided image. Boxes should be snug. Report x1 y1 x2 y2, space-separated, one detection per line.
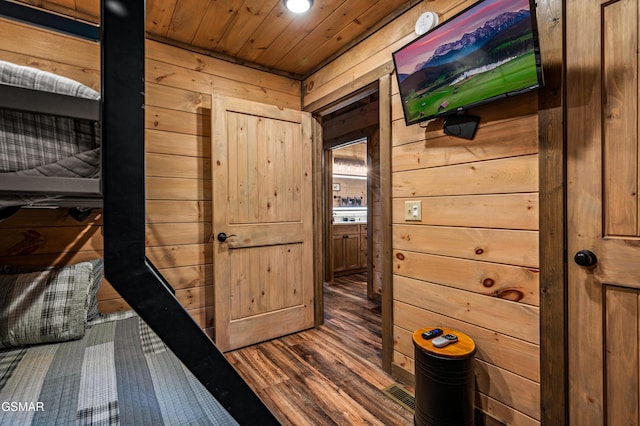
574 250 598 267
217 232 237 242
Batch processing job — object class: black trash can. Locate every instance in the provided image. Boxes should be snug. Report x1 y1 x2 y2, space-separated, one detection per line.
413 327 476 426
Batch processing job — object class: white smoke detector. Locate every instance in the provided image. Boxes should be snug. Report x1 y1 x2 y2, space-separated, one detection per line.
415 11 439 35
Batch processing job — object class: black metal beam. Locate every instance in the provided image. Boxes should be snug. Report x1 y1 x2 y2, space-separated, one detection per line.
0 176 100 196
0 85 99 120
0 0 99 41
100 1 278 424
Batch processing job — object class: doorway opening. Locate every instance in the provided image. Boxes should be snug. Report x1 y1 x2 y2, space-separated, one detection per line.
330 139 368 277
319 88 384 363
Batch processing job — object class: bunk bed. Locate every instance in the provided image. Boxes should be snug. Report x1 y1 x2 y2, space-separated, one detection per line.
0 2 102 221
0 59 102 212
0 1 278 424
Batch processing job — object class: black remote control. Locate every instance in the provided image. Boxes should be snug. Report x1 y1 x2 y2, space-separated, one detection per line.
421 328 443 340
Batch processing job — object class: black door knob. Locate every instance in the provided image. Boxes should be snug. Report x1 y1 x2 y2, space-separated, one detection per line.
217 232 236 242
574 250 598 267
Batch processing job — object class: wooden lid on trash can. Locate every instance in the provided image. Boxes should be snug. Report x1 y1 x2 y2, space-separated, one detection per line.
413 326 476 359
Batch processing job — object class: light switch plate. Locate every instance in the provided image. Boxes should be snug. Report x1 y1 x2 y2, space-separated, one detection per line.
404 200 422 221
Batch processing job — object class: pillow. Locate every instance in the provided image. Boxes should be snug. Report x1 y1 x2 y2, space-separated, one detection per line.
0 60 100 100
0 259 104 322
0 262 93 348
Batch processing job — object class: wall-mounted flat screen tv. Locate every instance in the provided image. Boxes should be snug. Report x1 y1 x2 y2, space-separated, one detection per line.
393 0 543 127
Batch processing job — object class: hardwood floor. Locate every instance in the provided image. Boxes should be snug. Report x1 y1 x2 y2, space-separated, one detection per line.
225 273 414 425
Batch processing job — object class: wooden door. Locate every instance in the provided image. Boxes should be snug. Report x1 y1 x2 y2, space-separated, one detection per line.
567 0 640 423
332 234 347 273
212 95 315 352
344 234 360 270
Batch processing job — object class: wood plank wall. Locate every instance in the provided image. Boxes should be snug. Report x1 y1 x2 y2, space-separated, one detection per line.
0 18 300 338
304 1 541 424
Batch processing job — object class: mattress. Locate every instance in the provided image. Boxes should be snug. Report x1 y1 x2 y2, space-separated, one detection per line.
0 311 239 425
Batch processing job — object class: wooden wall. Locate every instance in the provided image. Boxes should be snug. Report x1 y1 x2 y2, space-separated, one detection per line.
304 1 541 424
392 87 541 426
0 18 300 338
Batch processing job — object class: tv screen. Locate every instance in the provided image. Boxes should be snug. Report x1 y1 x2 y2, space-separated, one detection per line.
393 0 543 126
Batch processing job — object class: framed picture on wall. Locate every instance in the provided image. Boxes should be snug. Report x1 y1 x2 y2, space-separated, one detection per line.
332 183 341 191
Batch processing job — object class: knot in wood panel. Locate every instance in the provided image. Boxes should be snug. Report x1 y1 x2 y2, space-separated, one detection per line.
482 278 494 287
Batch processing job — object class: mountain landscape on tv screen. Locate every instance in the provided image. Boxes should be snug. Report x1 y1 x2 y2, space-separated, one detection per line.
398 8 533 90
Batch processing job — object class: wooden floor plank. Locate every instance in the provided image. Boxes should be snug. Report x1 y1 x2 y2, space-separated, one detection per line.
226 273 414 425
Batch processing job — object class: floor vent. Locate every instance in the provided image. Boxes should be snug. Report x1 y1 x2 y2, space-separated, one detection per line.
382 384 415 412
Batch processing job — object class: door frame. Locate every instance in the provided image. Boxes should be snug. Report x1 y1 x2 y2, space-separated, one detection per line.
308 77 394 373
537 0 567 424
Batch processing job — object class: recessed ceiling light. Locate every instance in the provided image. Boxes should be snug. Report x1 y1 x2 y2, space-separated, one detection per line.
284 0 313 14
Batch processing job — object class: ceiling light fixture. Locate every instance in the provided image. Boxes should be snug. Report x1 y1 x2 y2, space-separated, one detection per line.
284 0 313 14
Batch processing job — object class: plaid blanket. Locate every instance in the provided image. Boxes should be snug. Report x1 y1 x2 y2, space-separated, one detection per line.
0 60 100 173
0 312 238 425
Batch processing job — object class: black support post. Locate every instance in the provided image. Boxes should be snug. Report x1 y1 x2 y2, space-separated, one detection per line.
101 1 278 424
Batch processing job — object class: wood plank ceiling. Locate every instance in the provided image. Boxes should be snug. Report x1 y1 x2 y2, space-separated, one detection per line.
14 0 419 78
